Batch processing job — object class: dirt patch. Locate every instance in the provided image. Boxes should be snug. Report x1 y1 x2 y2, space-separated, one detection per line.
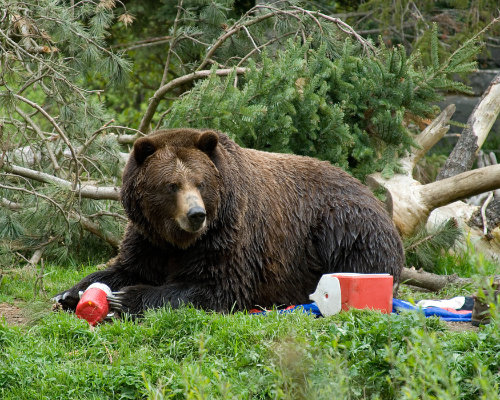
0 302 29 326
444 320 479 332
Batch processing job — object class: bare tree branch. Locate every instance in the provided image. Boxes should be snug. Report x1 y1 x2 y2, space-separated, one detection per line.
3 164 120 201
160 0 183 88
196 12 276 71
400 267 498 292
437 73 500 180
368 164 500 236
421 164 500 209
109 35 173 51
1 197 22 210
14 106 61 173
69 211 120 248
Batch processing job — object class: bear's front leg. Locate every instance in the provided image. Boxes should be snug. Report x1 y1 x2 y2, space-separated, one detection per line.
107 284 216 315
53 267 139 311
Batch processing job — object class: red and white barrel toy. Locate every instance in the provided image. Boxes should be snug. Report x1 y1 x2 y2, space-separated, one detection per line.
76 283 111 326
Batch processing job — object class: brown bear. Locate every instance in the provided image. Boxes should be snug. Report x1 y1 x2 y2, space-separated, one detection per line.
54 128 404 315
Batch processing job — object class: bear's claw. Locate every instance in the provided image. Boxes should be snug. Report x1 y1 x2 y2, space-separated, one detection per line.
107 292 126 312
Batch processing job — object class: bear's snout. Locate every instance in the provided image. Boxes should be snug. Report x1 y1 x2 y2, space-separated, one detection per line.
176 190 207 233
187 206 206 230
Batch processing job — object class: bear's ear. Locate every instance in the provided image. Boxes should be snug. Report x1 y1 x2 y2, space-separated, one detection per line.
133 138 157 164
196 131 218 155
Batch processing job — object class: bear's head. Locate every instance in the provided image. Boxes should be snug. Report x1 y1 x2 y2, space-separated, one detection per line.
122 129 222 248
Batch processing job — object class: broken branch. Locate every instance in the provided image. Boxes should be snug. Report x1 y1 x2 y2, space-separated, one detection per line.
367 164 500 236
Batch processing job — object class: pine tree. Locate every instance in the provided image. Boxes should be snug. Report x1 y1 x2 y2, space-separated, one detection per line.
163 33 481 179
0 0 130 265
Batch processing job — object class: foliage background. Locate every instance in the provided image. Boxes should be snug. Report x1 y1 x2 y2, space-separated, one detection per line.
1 0 495 267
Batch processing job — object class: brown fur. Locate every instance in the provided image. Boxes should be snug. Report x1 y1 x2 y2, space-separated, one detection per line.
55 129 404 314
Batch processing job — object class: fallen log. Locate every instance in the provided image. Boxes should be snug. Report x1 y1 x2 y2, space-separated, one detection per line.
400 266 500 292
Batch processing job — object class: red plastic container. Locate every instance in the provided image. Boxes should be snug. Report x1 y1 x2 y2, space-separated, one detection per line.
76 283 111 326
331 273 393 313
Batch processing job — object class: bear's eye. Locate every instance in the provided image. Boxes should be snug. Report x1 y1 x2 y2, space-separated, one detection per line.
196 182 205 190
166 183 179 193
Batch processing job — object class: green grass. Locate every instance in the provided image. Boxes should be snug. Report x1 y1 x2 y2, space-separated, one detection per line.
0 257 499 399
434 247 500 277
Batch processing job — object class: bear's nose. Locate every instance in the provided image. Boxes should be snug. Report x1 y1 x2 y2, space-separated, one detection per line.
187 206 206 227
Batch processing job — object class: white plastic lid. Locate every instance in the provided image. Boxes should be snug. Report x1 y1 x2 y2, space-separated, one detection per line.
309 275 341 316
86 282 112 296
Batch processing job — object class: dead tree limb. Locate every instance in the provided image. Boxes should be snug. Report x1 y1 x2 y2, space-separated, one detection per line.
421 164 500 209
69 212 120 248
401 267 473 291
13 93 81 187
368 164 500 236
29 247 45 267
367 74 500 241
1 197 22 210
402 104 456 172
4 164 120 201
401 267 500 292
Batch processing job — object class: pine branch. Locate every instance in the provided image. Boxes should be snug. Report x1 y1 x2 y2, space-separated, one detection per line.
0 25 92 98
0 193 120 248
413 16 500 94
13 94 80 188
196 12 276 71
235 32 295 68
77 119 115 157
0 183 69 224
138 67 247 134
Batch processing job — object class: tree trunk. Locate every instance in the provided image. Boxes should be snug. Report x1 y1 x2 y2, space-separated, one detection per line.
436 73 500 180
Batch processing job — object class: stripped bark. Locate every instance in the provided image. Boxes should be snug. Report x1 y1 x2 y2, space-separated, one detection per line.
367 76 500 239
